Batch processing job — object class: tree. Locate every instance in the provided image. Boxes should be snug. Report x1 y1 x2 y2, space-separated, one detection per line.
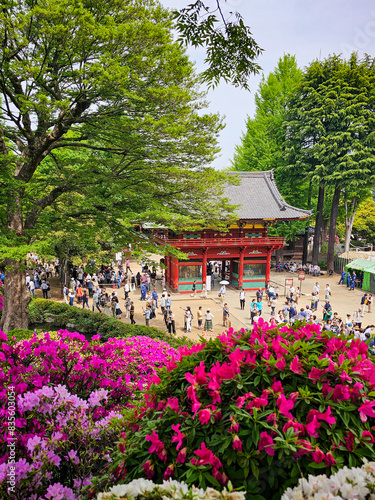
0 0 234 331
232 55 303 191
172 0 263 89
351 198 375 243
284 54 375 269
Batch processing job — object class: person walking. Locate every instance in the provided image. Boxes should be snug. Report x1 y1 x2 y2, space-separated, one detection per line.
182 306 193 333
191 281 197 297
197 306 203 330
338 269 346 285
63 285 69 304
115 299 123 320
353 308 364 328
167 310 176 334
201 282 207 298
82 290 89 309
219 284 226 304
92 291 101 312
204 310 214 331
129 301 136 324
68 289 75 306
143 305 152 326
41 281 49 299
28 279 35 298
250 298 257 324
223 303 230 328
239 288 245 310
367 294 373 313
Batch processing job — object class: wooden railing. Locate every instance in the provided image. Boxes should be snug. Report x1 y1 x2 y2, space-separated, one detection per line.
154 236 284 248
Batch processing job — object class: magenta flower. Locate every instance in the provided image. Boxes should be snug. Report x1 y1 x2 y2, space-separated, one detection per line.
276 393 294 419
267 413 277 426
171 423 184 450
163 464 174 480
296 439 313 456
305 415 321 438
176 447 187 463
290 356 304 374
258 431 275 456
232 434 242 452
142 460 155 479
324 451 336 466
146 430 164 455
275 357 286 370
311 447 325 463
358 400 375 422
198 408 211 425
166 397 179 413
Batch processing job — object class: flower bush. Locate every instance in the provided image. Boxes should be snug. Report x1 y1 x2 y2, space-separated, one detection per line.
0 329 177 499
109 320 375 500
97 478 245 500
282 461 375 499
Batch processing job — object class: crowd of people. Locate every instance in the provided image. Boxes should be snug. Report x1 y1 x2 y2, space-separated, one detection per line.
18 256 375 351
275 261 323 276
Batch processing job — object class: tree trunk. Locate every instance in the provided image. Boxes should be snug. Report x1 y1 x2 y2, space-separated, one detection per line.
0 259 30 331
311 185 325 265
343 198 357 253
327 187 341 272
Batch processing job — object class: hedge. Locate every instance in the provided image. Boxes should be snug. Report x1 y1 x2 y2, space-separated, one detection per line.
28 299 193 348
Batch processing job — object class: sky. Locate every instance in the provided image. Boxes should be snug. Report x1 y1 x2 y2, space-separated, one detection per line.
160 0 375 170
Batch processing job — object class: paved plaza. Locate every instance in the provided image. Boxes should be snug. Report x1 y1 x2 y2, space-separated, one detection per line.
40 257 375 342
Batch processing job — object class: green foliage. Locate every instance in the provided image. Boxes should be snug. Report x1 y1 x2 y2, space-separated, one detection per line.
172 1 263 90
232 55 302 177
28 299 193 349
352 199 375 242
6 329 35 344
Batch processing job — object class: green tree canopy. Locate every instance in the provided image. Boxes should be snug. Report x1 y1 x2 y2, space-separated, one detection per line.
0 0 235 331
283 53 375 268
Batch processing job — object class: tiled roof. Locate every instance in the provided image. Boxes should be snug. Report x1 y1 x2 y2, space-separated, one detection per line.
224 171 311 221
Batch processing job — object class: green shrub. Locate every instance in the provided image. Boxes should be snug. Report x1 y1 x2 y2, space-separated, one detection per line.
6 328 36 343
318 259 327 270
108 323 375 499
28 299 193 349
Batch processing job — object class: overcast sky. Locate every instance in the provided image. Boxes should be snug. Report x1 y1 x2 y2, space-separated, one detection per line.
161 0 375 170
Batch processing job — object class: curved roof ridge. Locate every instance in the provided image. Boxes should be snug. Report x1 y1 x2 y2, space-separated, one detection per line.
224 170 312 220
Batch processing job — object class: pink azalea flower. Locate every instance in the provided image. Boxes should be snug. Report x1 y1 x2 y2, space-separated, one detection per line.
198 408 211 425
290 356 304 374
311 447 325 463
358 400 375 422
283 420 304 436
317 406 336 426
305 415 321 438
271 381 284 393
308 367 325 380
275 357 286 370
267 413 277 426
146 430 164 455
332 384 351 402
232 434 242 452
258 431 275 456
296 439 313 456
324 451 336 466
192 442 222 469
176 447 187 463
339 371 352 384
171 423 184 450
276 393 294 419
166 398 179 413
361 430 375 443
142 460 155 479
163 464 174 480
194 362 208 385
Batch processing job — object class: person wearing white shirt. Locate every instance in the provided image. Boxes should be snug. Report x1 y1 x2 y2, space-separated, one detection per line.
28 280 35 297
239 288 245 310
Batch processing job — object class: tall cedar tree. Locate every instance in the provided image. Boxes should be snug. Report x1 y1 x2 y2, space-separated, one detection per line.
284 53 375 268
